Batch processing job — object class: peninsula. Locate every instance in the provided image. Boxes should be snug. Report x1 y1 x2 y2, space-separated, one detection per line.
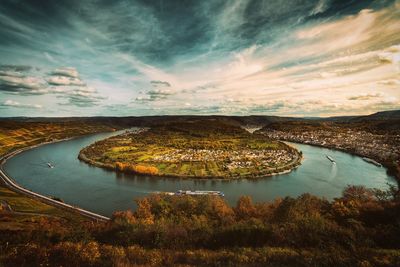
79 120 302 179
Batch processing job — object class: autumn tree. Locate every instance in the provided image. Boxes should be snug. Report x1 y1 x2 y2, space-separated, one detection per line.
136 198 154 224
235 196 256 220
112 210 136 225
342 185 375 202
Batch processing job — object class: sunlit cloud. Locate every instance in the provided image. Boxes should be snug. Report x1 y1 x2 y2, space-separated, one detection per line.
347 93 382 101
150 80 171 87
0 99 42 109
0 0 399 117
51 67 79 78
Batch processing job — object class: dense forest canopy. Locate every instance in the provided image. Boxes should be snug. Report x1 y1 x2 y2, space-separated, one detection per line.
1 185 400 266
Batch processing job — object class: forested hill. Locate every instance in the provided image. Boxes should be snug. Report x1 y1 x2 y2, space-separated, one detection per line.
1 110 399 130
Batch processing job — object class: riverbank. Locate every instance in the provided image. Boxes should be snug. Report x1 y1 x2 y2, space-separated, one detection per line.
5 129 394 215
0 139 111 221
258 123 400 184
281 139 399 184
0 124 122 222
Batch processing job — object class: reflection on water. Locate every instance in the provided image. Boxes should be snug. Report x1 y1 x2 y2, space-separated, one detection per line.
3 131 396 217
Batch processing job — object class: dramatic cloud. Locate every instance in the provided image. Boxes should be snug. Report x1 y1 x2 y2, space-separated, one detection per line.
46 76 86 86
0 65 47 94
0 70 25 78
59 93 106 107
135 89 174 102
56 86 107 107
0 99 42 109
0 0 399 116
0 64 105 109
0 65 32 72
150 80 171 87
0 75 43 91
51 67 79 78
348 93 382 101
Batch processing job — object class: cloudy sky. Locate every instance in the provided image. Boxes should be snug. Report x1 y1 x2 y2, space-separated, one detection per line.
0 0 399 117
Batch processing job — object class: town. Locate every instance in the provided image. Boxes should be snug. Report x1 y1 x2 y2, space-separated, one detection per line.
152 148 298 171
260 127 400 168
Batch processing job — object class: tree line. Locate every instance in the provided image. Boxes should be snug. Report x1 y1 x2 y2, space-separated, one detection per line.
1 185 400 266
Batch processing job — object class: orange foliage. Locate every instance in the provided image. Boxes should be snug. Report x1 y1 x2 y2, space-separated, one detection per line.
331 200 360 218
112 210 136 225
132 165 159 175
136 198 154 224
210 196 235 224
3 188 400 267
115 162 126 171
115 162 158 175
235 196 256 219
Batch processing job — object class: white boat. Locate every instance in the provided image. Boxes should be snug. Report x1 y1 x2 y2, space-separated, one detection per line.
326 155 336 164
160 190 224 197
47 162 54 168
176 190 225 197
362 157 382 167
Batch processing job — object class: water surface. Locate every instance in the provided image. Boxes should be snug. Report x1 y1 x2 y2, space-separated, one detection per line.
3 130 395 216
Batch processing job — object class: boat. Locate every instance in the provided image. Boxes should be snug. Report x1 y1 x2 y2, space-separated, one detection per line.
46 162 54 168
362 157 382 167
159 190 225 197
326 155 336 164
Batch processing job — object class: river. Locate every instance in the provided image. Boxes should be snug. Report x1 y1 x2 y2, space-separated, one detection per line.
3 130 395 216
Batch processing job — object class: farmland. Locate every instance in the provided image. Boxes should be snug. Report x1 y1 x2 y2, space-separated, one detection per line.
79 121 301 178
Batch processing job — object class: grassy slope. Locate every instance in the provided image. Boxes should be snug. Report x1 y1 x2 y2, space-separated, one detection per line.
0 121 120 229
0 187 88 231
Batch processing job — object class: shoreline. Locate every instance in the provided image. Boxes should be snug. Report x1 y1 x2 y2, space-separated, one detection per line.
3 129 394 220
78 140 303 180
0 132 116 222
281 139 399 184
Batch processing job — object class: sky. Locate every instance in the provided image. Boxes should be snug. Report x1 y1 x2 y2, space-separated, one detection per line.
0 0 399 117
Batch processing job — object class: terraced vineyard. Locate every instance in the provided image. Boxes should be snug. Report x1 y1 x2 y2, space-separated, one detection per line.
0 120 120 230
0 121 118 156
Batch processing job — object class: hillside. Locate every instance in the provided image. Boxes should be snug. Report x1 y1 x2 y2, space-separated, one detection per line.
3 109 398 129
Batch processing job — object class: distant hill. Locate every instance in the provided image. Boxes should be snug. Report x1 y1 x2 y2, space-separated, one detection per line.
350 110 400 121
347 110 400 132
1 110 399 131
0 115 304 129
258 110 400 133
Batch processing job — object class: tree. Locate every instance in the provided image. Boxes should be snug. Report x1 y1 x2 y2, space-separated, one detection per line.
342 185 375 202
112 210 136 225
235 196 256 220
136 198 154 224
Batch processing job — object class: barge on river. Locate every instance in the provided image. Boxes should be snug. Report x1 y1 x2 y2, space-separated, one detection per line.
362 157 382 167
161 190 225 197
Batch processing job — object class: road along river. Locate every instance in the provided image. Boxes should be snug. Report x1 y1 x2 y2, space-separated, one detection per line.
2 130 395 217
